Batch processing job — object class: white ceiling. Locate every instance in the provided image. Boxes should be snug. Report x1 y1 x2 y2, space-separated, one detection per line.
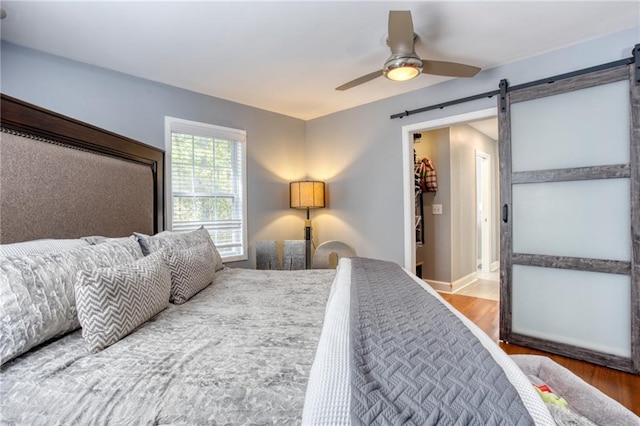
1 1 638 120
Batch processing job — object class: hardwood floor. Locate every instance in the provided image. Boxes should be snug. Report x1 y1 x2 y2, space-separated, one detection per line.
439 292 640 416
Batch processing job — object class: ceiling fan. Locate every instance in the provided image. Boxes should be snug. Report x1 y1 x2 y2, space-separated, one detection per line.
336 10 481 91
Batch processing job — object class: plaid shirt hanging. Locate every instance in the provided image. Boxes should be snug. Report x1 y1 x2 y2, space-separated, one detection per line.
416 156 438 193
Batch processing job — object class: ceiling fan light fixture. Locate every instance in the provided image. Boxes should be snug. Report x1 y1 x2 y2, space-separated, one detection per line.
383 54 422 82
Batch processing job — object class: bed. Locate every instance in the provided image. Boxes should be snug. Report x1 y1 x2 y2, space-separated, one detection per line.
0 95 635 425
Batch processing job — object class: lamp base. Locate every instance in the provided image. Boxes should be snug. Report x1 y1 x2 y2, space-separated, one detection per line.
304 225 312 269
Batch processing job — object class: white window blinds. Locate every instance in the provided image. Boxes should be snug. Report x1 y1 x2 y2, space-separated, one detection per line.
165 117 247 262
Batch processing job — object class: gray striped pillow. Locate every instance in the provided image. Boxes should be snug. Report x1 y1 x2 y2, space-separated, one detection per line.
167 243 217 304
75 250 171 353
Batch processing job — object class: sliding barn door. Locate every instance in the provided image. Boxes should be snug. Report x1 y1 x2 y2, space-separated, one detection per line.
499 64 639 373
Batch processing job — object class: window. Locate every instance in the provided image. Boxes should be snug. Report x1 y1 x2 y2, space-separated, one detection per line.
165 117 247 262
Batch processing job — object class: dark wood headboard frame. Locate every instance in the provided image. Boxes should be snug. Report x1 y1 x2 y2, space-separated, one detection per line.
0 94 165 234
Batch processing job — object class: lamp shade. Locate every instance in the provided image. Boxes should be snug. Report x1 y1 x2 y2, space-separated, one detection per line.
290 181 325 209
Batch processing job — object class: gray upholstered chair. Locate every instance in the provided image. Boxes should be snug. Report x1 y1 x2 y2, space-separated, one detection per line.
256 240 280 270
283 240 306 270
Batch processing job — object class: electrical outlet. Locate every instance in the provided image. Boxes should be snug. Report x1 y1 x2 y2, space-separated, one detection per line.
432 204 443 215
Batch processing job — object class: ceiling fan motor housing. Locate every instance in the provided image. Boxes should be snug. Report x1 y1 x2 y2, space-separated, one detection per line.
383 53 423 81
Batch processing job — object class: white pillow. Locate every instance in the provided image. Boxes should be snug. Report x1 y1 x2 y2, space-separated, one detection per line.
0 238 89 257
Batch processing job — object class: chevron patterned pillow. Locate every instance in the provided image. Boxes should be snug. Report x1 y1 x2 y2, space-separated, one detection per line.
167 242 217 305
75 250 171 353
136 227 224 271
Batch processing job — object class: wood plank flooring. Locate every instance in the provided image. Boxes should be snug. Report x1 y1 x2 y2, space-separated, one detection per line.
439 292 640 416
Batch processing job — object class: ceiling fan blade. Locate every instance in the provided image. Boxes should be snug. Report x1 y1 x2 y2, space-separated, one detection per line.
421 60 481 78
388 11 415 55
335 70 383 91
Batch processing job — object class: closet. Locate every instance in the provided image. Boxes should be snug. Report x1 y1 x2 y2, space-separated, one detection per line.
414 139 438 278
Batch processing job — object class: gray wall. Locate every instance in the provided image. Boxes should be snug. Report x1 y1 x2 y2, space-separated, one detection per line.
0 41 309 269
306 26 638 267
1 25 637 269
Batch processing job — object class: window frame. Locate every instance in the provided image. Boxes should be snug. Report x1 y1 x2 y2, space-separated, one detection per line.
164 116 248 262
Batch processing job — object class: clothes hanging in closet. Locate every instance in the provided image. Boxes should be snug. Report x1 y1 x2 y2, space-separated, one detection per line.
414 150 422 195
415 156 438 193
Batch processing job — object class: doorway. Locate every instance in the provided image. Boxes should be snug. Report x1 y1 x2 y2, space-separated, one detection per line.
402 108 499 298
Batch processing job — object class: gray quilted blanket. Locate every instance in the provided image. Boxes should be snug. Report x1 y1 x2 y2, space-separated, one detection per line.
1 267 334 425
349 257 535 425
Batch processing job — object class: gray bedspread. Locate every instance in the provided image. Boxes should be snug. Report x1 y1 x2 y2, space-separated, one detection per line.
349 257 535 425
1 267 335 425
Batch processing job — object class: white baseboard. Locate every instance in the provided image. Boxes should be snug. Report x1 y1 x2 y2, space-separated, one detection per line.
490 261 499 272
424 279 452 293
424 271 478 294
452 271 478 293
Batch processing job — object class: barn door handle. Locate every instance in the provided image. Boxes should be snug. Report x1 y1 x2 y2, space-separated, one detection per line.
502 204 509 223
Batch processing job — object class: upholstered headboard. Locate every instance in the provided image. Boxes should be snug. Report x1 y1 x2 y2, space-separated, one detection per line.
0 94 164 243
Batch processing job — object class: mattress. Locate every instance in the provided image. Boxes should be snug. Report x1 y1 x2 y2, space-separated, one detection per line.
2 257 556 425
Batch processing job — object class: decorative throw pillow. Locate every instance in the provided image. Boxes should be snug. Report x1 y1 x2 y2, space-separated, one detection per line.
136 227 224 271
75 250 171 353
0 238 89 257
133 232 151 255
133 231 170 256
0 237 143 365
166 242 217 304
210 242 225 272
